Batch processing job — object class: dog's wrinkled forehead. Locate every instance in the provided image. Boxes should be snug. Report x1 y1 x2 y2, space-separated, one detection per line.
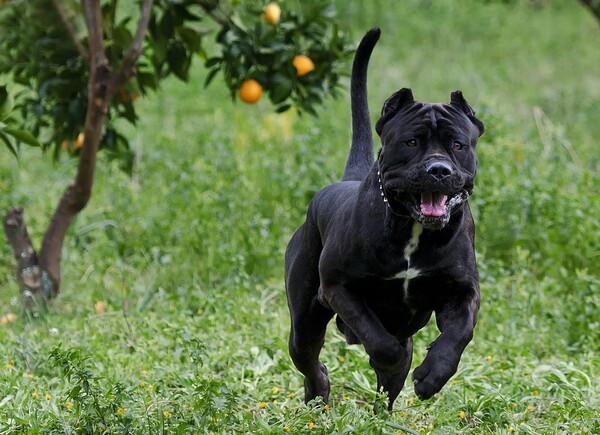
375 88 485 139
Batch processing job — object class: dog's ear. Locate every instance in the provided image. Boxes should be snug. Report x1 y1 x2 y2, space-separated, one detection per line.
375 88 414 135
450 91 485 137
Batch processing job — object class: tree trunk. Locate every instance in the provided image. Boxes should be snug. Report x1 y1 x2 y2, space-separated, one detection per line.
3 0 153 313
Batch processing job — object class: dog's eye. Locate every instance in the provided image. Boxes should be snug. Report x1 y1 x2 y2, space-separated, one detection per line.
452 141 464 151
406 139 417 147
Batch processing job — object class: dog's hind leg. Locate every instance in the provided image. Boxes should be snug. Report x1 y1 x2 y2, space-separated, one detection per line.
373 337 413 411
289 305 333 404
285 226 334 404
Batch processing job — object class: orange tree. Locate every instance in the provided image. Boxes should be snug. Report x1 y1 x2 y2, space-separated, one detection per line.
0 0 351 312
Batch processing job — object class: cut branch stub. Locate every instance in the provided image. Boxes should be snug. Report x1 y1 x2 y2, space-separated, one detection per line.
3 207 54 311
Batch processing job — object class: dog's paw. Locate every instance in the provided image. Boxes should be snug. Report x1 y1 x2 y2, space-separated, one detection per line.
412 358 456 400
303 365 331 405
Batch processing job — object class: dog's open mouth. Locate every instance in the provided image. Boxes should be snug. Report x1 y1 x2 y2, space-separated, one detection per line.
387 190 470 230
420 192 448 217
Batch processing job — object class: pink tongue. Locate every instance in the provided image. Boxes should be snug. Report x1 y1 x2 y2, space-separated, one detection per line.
420 192 448 217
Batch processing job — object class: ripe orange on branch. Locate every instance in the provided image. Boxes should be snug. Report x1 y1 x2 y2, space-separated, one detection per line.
262 3 281 25
239 79 263 104
75 132 84 149
293 55 315 77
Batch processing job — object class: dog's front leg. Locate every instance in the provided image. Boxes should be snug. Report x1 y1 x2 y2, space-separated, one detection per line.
412 288 480 400
321 284 408 372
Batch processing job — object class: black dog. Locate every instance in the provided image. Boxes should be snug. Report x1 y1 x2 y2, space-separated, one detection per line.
284 28 485 410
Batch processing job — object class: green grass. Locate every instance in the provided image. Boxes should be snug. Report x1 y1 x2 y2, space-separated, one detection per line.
1 0 599 433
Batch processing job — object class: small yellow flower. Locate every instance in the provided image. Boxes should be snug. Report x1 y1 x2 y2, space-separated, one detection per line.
407 397 414 406
487 355 493 362
520 422 526 426
60 397 65 401
273 400 278 405
499 368 504 372
527 405 534 411
147 384 153 390
512 402 517 408
283 427 290 433
308 421 315 430
259 401 266 409
410 422 417 429
6 364 13 369
27 373 33 379
32 392 39 399
533 390 539 396
46 394 52 400
428 424 433 429
419 429 426 434
163 410 169 418
140 381 146 387
286 392 295 399
509 427 515 433
324 404 330 411
459 411 465 419
272 387 281 394
66 402 72 408
141 369 147 375
117 408 124 415
401 411 408 418
337 356 345 362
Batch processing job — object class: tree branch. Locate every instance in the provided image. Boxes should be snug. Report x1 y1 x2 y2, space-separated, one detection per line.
196 0 231 27
3 207 54 309
52 0 90 63
112 0 154 88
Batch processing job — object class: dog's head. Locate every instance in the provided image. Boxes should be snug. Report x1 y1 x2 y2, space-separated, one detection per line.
375 88 484 230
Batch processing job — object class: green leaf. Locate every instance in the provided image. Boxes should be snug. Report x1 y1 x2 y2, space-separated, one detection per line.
269 74 293 104
275 104 292 113
177 27 203 53
167 42 191 81
0 131 18 159
0 85 14 120
204 68 220 88
3 127 42 147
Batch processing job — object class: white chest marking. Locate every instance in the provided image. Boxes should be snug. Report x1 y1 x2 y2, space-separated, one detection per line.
403 223 423 261
385 223 423 298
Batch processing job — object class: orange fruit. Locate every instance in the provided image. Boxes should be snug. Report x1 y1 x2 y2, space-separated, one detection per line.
61 140 69 152
95 301 107 314
239 79 263 104
263 3 281 25
293 54 315 77
75 132 84 149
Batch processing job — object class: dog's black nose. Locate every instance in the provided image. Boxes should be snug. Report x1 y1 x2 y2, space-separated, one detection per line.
426 161 453 180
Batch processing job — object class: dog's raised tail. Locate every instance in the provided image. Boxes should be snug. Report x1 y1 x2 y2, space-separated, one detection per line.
342 28 381 182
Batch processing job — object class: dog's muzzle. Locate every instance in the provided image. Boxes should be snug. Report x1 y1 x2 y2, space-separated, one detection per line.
378 162 471 230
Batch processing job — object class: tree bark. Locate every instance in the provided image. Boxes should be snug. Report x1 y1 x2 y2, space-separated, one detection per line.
3 0 154 312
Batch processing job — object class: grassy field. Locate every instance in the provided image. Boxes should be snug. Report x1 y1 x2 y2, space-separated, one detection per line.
1 0 599 433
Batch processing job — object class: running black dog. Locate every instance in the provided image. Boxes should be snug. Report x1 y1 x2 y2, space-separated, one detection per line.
284 28 485 409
